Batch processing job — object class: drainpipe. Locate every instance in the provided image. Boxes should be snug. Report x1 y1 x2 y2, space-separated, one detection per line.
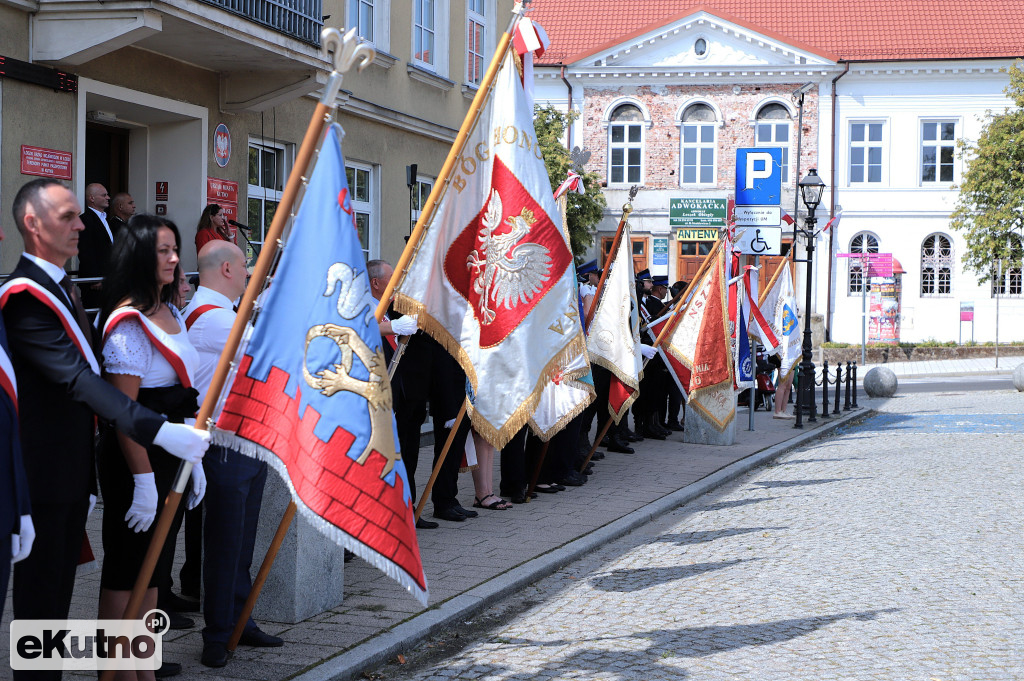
561 65 572 148
825 61 850 341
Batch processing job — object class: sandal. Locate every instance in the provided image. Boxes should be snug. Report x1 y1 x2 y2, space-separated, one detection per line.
473 494 512 510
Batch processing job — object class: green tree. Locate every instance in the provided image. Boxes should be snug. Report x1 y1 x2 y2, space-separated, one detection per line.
951 60 1024 283
533 104 606 259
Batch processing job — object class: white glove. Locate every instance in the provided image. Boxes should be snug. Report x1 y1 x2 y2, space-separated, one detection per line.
187 463 207 510
640 344 657 359
126 473 158 533
87 494 97 518
154 422 210 464
443 418 456 429
11 515 35 564
390 315 418 336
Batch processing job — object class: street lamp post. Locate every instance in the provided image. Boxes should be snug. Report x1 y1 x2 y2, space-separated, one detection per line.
793 168 825 429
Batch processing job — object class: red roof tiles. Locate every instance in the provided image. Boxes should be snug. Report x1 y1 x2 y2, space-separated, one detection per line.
530 0 1024 64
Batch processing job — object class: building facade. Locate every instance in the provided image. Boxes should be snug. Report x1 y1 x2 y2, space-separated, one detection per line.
0 0 512 274
530 0 1024 344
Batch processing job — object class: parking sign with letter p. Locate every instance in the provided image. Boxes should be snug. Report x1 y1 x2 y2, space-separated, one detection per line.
735 148 783 206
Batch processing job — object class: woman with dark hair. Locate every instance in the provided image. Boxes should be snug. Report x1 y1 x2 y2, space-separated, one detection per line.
194 203 234 256
97 215 205 680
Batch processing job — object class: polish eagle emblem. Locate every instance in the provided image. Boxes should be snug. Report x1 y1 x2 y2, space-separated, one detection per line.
465 188 553 325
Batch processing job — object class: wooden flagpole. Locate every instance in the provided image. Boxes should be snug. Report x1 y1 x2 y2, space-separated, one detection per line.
414 400 468 521
373 3 525 327
584 186 639 332
640 238 723 334
101 30 375 678
525 441 551 499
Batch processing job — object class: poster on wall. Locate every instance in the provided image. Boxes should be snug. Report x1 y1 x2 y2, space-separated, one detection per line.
868 277 901 344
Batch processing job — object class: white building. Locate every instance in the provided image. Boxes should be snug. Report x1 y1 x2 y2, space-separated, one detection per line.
529 0 1024 344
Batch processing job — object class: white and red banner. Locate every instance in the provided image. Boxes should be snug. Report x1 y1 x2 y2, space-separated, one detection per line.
658 248 735 430
394 50 585 449
752 258 802 377
586 225 641 423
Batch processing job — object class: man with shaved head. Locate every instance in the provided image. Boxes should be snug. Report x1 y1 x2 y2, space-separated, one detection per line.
77 182 113 310
184 240 282 667
108 192 135 236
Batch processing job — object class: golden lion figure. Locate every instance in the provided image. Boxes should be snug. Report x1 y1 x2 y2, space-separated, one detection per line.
302 323 400 478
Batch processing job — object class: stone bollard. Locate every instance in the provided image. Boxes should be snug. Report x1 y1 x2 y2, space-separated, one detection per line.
863 366 898 398
1013 363 1024 392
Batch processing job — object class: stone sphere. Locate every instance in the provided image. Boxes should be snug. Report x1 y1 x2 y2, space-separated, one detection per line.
1013 363 1024 392
863 367 898 398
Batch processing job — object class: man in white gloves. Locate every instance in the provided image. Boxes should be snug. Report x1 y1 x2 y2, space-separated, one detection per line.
1 179 209 680
185 241 282 668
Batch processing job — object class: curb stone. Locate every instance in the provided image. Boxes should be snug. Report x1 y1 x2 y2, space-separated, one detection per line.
291 408 870 681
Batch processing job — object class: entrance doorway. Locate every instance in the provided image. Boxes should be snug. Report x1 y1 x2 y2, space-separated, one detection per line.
85 122 130 195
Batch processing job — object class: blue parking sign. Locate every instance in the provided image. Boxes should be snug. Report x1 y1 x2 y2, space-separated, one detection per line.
735 148 783 205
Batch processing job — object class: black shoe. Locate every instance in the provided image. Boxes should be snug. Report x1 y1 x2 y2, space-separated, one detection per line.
200 643 230 668
433 507 467 522
642 424 667 440
416 518 439 529
607 438 634 454
167 611 194 630
625 427 643 442
599 435 613 448
556 471 587 486
666 420 684 432
653 421 672 437
155 661 182 677
238 628 284 647
344 549 355 563
509 492 527 504
451 505 478 518
591 450 605 460
549 483 566 491
164 592 199 613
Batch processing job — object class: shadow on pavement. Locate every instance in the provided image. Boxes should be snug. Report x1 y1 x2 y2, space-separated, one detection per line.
776 457 864 465
589 559 758 593
654 527 787 546
751 477 870 489
694 496 781 511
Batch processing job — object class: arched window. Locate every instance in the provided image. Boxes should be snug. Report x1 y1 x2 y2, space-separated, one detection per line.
921 233 953 296
680 103 717 185
755 103 791 183
608 103 644 185
848 232 879 294
992 236 1023 297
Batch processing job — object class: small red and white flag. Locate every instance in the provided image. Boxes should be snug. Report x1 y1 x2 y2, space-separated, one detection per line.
822 209 842 233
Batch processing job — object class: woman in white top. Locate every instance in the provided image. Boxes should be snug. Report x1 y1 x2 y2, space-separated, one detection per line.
96 215 204 681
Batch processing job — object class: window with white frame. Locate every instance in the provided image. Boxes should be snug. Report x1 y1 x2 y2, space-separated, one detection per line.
410 176 434 233
348 0 374 42
345 162 375 260
921 233 953 296
466 0 485 85
247 140 291 249
849 121 884 184
848 232 879 294
991 236 1023 297
680 103 717 185
755 103 791 184
608 104 644 185
413 0 435 68
921 120 956 184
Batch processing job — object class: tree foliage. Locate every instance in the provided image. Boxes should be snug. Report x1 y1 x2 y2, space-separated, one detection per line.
951 60 1024 282
533 104 606 259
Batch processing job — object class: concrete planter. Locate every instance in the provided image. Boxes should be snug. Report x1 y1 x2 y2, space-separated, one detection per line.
820 345 1024 365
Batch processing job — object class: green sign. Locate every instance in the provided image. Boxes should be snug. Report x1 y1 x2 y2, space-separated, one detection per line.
669 198 728 228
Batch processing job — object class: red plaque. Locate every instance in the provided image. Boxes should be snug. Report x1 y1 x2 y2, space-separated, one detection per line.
20 145 72 180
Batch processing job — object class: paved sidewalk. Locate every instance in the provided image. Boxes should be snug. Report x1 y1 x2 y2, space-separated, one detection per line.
1 402 864 680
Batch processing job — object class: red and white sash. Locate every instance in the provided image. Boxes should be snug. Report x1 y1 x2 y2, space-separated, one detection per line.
185 304 223 331
0 277 101 375
103 307 193 389
0 342 17 414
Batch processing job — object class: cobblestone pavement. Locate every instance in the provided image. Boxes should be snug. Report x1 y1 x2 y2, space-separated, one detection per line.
377 391 1024 681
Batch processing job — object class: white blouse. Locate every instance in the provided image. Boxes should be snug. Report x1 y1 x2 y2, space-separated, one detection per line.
102 305 200 389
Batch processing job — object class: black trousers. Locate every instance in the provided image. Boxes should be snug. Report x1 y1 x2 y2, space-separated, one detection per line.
202 445 267 645
13 498 89 681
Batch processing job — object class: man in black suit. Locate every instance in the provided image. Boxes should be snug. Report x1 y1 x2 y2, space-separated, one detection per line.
2 179 210 681
0 219 33 622
76 182 112 311
108 191 135 236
